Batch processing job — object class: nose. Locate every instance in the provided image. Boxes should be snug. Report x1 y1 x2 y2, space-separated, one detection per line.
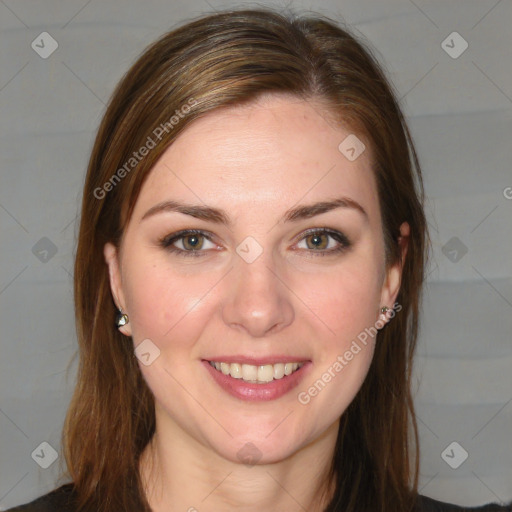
221 250 295 338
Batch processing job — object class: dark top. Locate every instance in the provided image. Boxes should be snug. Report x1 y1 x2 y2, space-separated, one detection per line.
5 483 512 511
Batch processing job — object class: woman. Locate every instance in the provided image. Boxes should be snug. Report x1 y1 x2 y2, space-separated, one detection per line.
8 8 511 512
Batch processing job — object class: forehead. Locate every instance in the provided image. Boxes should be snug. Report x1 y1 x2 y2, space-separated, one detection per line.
132 95 379 224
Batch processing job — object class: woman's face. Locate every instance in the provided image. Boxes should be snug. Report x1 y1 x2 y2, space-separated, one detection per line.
105 94 407 465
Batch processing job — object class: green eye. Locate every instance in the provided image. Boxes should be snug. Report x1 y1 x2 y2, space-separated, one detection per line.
159 228 351 258
296 228 351 256
159 230 216 257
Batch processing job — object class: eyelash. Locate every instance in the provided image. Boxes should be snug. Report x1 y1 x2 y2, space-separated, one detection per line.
158 228 351 258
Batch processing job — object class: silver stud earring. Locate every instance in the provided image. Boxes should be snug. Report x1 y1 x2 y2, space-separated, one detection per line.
380 306 390 315
116 308 129 329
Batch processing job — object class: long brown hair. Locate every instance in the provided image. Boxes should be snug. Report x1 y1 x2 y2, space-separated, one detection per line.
59 8 429 511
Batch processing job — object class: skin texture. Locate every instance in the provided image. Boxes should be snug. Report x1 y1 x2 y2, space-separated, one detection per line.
104 94 409 512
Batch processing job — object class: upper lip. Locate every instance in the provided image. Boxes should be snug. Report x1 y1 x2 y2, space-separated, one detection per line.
204 356 310 365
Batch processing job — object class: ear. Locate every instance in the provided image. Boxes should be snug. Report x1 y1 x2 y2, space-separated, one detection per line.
378 222 410 322
104 242 132 337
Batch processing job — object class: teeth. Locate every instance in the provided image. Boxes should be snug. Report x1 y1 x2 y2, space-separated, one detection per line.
230 363 242 379
242 363 258 382
209 361 304 383
273 363 285 379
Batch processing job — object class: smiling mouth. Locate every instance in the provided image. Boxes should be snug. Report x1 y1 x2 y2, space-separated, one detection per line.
208 361 305 384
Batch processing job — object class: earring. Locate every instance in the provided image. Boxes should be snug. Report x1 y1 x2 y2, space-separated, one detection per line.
379 306 391 324
116 308 129 329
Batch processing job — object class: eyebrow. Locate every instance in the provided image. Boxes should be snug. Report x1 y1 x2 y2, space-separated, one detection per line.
140 197 368 225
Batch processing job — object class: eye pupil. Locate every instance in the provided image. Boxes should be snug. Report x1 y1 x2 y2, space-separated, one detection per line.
184 235 202 250
307 234 327 250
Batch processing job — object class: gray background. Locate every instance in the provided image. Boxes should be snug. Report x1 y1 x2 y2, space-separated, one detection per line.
1 0 511 509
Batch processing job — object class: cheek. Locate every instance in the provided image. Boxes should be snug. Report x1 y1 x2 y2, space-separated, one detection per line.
295 260 383 349
293 265 381 425
121 257 213 345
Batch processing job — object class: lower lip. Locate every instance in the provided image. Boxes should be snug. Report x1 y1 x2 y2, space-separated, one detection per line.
202 360 312 401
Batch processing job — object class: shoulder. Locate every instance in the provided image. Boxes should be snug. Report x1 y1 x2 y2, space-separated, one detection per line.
6 487 512 512
5 483 77 512
416 494 512 512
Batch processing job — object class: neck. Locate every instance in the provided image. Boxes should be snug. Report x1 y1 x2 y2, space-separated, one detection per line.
139 416 338 512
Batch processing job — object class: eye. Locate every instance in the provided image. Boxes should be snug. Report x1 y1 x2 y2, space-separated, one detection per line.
159 230 218 257
159 227 351 258
295 228 351 256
